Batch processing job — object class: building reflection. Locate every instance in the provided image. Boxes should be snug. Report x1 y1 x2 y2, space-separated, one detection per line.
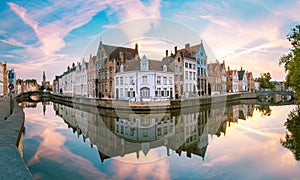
53 101 255 163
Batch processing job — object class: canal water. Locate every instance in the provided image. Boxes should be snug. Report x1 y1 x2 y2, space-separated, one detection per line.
20 100 300 180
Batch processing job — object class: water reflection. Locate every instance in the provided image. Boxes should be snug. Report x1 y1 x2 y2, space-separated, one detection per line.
281 105 300 160
21 99 300 179
51 101 256 163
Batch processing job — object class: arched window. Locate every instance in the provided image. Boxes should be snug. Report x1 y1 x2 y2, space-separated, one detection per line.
140 87 150 97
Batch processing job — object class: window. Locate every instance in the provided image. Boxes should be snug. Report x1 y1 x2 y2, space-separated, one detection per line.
163 77 167 85
189 63 192 69
193 72 196 80
120 77 123 85
130 88 135 97
142 62 147 70
140 87 150 97
109 67 112 78
142 76 147 84
192 64 195 69
157 76 161 85
163 65 167 72
125 88 128 97
175 65 178 72
120 88 124 97
177 57 180 62
102 83 105 92
157 88 161 96
185 62 188 68
130 76 134 85
109 81 112 92
180 67 183 72
169 77 173 85
164 126 167 134
116 77 119 86
189 72 192 79
185 72 188 79
158 127 162 136
164 88 167 96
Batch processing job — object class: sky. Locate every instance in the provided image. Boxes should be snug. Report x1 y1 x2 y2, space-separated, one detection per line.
0 0 299 83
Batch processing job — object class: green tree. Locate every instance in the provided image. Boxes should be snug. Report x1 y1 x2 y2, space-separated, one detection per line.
281 105 300 160
279 25 300 97
256 105 272 116
257 72 275 90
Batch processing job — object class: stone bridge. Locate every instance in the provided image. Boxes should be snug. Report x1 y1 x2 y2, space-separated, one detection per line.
16 91 51 102
256 91 295 104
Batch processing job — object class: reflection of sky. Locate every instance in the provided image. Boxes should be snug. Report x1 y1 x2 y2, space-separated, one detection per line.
23 103 300 179
169 105 300 180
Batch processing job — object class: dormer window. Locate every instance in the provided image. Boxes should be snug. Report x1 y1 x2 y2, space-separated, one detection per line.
120 64 124 73
140 55 149 71
163 65 167 72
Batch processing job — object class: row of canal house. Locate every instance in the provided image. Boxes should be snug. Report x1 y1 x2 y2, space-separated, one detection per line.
53 41 255 99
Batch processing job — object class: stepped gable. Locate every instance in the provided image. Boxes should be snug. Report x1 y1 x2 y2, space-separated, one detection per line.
108 46 138 60
237 70 245 80
208 62 219 72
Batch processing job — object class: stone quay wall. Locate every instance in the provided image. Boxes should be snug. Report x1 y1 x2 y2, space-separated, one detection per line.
51 92 256 111
0 96 33 179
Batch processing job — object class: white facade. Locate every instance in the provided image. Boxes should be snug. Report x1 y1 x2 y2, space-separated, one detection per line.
115 116 175 142
58 67 76 96
240 73 248 92
115 55 174 101
0 64 4 96
75 60 88 97
183 57 197 97
232 70 239 92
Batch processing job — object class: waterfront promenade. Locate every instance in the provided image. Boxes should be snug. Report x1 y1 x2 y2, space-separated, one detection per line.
0 96 33 179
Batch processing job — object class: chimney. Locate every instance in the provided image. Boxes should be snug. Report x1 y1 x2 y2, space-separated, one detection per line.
120 51 124 63
166 50 168 57
174 46 177 54
135 43 138 52
185 43 190 50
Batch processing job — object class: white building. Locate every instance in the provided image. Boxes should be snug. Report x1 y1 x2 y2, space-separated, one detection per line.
115 55 174 101
58 65 76 96
75 59 88 97
183 57 197 97
0 62 4 96
115 116 175 142
231 70 239 92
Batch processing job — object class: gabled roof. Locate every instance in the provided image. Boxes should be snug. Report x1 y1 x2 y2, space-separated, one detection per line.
121 58 172 72
246 72 253 79
177 49 195 59
227 70 238 77
237 70 245 80
99 42 138 60
109 46 138 60
208 63 219 72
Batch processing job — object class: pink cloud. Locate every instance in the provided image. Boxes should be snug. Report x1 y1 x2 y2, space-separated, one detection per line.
111 158 170 180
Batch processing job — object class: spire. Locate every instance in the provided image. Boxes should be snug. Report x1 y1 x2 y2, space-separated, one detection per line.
43 71 46 82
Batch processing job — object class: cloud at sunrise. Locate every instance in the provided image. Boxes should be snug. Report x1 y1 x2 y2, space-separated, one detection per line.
0 0 299 83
